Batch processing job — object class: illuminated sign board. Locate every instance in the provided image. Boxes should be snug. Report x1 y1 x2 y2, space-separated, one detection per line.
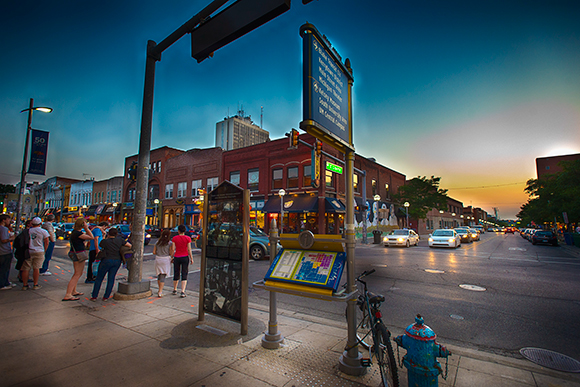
325 161 343 174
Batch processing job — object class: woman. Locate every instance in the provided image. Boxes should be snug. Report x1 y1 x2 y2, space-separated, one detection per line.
153 229 173 297
171 225 193 298
63 218 93 301
91 228 131 301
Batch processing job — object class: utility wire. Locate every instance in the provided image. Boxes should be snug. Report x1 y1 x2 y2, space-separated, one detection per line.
447 182 527 190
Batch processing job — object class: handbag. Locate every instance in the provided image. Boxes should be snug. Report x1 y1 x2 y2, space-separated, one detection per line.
96 249 106 261
69 235 89 262
119 245 134 265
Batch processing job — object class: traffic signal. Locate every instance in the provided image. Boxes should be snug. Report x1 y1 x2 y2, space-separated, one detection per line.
315 139 322 156
128 162 137 181
289 129 299 148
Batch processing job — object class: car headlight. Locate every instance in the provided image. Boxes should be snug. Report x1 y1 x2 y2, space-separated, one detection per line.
146 234 151 238
383 237 388 242
428 238 433 242
448 238 455 243
397 237 404 242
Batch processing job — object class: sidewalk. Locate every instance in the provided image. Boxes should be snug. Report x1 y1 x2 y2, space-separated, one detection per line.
1 255 579 387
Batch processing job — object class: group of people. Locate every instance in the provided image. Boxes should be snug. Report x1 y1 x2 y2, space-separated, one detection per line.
0 215 195 301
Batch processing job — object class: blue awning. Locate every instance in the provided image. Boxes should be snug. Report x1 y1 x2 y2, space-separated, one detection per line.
325 198 346 213
261 194 319 213
184 203 201 214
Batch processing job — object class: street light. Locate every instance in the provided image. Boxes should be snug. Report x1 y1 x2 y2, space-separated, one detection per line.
154 198 160 228
439 209 445 229
404 201 410 229
278 189 286 233
15 98 53 230
452 212 456 228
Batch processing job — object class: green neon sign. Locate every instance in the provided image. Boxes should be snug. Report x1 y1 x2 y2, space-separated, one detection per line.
326 162 343 174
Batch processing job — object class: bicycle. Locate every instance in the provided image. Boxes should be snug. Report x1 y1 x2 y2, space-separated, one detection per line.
346 269 399 387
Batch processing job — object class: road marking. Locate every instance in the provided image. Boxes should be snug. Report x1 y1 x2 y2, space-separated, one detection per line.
425 269 445 274
509 247 527 251
459 284 486 291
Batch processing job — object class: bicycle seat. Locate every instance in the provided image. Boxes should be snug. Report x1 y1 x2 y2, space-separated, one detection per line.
368 292 385 304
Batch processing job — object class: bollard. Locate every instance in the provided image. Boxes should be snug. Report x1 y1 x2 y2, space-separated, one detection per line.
394 314 451 387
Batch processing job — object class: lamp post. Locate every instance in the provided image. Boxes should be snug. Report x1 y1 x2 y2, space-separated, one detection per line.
452 212 456 228
16 98 53 231
112 202 118 223
154 199 159 228
373 194 380 226
439 210 445 229
404 201 410 229
278 189 286 233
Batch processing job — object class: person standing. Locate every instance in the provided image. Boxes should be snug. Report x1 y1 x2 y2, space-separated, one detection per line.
91 228 131 301
153 229 173 297
171 225 193 298
40 214 56 276
86 222 107 283
0 214 16 290
63 218 93 301
22 217 49 290
14 219 32 283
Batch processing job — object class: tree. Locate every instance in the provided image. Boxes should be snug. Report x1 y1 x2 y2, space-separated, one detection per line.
392 176 448 220
0 184 15 194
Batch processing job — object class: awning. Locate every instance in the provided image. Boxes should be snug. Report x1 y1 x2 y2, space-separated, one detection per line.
103 204 121 214
95 204 107 215
184 203 201 214
40 208 53 217
84 204 99 216
325 198 346 213
261 194 319 213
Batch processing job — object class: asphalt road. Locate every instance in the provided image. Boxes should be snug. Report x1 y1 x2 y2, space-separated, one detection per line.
52 231 580 360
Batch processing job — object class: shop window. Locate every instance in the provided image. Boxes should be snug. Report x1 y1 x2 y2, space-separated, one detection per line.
230 171 240 186
177 182 187 198
248 169 259 192
372 179 377 196
287 166 299 188
325 170 335 189
354 174 359 193
272 168 283 189
165 184 173 199
303 165 311 187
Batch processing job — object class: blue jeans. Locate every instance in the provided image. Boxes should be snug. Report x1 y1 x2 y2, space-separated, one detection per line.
40 241 55 273
0 253 13 287
91 259 121 299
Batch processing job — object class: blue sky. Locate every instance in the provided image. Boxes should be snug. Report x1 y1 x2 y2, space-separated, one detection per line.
1 0 579 219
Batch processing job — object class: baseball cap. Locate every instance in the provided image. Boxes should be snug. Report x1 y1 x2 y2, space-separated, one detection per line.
31 217 42 225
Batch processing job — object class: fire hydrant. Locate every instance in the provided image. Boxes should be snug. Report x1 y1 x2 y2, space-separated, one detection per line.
394 314 451 387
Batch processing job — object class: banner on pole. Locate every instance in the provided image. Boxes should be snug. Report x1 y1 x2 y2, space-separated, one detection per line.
28 129 49 175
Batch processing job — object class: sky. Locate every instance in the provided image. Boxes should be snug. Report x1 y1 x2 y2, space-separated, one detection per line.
1 0 579 219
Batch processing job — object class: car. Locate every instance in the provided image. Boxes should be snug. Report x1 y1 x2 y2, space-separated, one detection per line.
468 228 480 241
110 224 151 245
504 227 515 234
56 223 74 239
454 228 473 243
383 229 419 247
473 225 485 234
531 230 558 246
196 224 281 260
429 229 461 248
169 225 200 239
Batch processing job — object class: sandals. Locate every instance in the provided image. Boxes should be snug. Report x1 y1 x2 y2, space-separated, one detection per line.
157 292 163 298
72 292 84 296
172 290 177 295
62 297 80 301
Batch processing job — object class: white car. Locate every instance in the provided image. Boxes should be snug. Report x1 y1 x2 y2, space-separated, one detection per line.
428 229 461 248
468 228 480 241
383 229 420 247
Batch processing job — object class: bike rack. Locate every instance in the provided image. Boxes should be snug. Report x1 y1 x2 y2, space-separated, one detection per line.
253 279 358 302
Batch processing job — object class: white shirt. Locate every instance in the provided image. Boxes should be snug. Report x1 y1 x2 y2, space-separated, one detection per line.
29 226 50 252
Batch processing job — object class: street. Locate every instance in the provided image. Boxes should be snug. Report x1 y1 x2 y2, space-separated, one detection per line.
50 231 580 361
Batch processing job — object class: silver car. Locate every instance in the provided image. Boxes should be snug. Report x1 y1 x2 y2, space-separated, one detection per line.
383 229 419 247
429 229 461 248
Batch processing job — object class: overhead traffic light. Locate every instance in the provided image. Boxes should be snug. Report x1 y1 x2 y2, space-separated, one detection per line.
289 128 299 148
127 162 137 181
315 139 322 156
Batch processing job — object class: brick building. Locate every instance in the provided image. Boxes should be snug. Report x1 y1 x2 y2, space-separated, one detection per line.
536 153 580 179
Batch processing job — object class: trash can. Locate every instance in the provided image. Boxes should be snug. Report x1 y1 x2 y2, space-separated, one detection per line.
372 230 383 244
564 233 573 246
573 233 580 248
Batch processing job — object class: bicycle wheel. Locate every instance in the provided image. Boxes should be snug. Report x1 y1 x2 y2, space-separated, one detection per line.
374 322 399 387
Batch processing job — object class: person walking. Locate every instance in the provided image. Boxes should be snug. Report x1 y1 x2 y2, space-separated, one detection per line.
14 219 32 283
0 214 16 290
91 228 131 301
153 229 173 297
86 222 107 283
171 225 193 298
22 217 49 290
63 218 93 301
39 214 56 276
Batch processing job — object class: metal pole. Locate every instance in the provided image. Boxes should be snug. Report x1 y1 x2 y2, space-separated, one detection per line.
15 98 34 231
262 217 284 348
361 171 367 244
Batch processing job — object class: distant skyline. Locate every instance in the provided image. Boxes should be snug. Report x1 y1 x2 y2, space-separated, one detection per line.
1 0 579 219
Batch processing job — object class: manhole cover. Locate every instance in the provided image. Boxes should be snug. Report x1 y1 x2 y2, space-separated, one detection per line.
450 314 464 320
425 269 445 274
459 284 486 291
520 347 580 372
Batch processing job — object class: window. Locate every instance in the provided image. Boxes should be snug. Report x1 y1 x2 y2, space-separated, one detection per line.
325 170 335 189
372 179 377 196
303 165 311 187
230 171 240 186
177 182 187 198
149 184 159 200
354 174 359 193
191 179 202 196
107 191 110 202
272 168 283 189
287 167 299 188
248 169 259 191
207 177 219 192
385 183 389 198
165 184 174 199
128 189 135 201
157 161 161 173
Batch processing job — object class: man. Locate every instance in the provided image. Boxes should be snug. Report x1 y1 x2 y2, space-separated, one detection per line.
0 214 16 290
40 214 56 276
22 217 49 290
86 222 108 283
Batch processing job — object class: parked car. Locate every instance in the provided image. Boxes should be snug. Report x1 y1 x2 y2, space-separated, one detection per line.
169 225 200 239
56 223 74 239
429 229 461 248
196 224 281 260
110 224 151 245
454 228 473 243
531 230 558 246
383 229 419 247
473 225 485 234
468 228 480 241
504 227 515 234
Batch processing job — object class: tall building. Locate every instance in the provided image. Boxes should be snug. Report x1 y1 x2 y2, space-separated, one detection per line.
536 153 580 179
215 109 270 150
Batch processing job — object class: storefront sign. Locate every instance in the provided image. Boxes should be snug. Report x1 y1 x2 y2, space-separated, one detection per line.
325 161 343 174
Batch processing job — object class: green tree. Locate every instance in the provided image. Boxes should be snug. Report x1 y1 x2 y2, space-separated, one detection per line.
0 184 15 194
392 176 448 220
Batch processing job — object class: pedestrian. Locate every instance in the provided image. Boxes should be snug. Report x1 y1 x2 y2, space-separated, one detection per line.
91 228 131 301
63 218 94 301
86 221 108 283
153 229 173 297
22 217 49 290
0 214 16 290
171 224 193 298
13 219 32 283
40 214 56 276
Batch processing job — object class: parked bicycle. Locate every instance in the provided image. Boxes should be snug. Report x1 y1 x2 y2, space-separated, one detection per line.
345 269 399 387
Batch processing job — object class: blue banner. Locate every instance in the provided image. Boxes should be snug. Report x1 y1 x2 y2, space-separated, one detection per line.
28 129 49 175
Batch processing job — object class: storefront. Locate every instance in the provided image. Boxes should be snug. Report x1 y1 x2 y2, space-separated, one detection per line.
184 203 201 228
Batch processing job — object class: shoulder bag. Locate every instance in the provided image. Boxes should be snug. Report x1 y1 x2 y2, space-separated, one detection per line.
68 233 89 262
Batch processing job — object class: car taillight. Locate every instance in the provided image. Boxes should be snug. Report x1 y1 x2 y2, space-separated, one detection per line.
375 311 382 318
